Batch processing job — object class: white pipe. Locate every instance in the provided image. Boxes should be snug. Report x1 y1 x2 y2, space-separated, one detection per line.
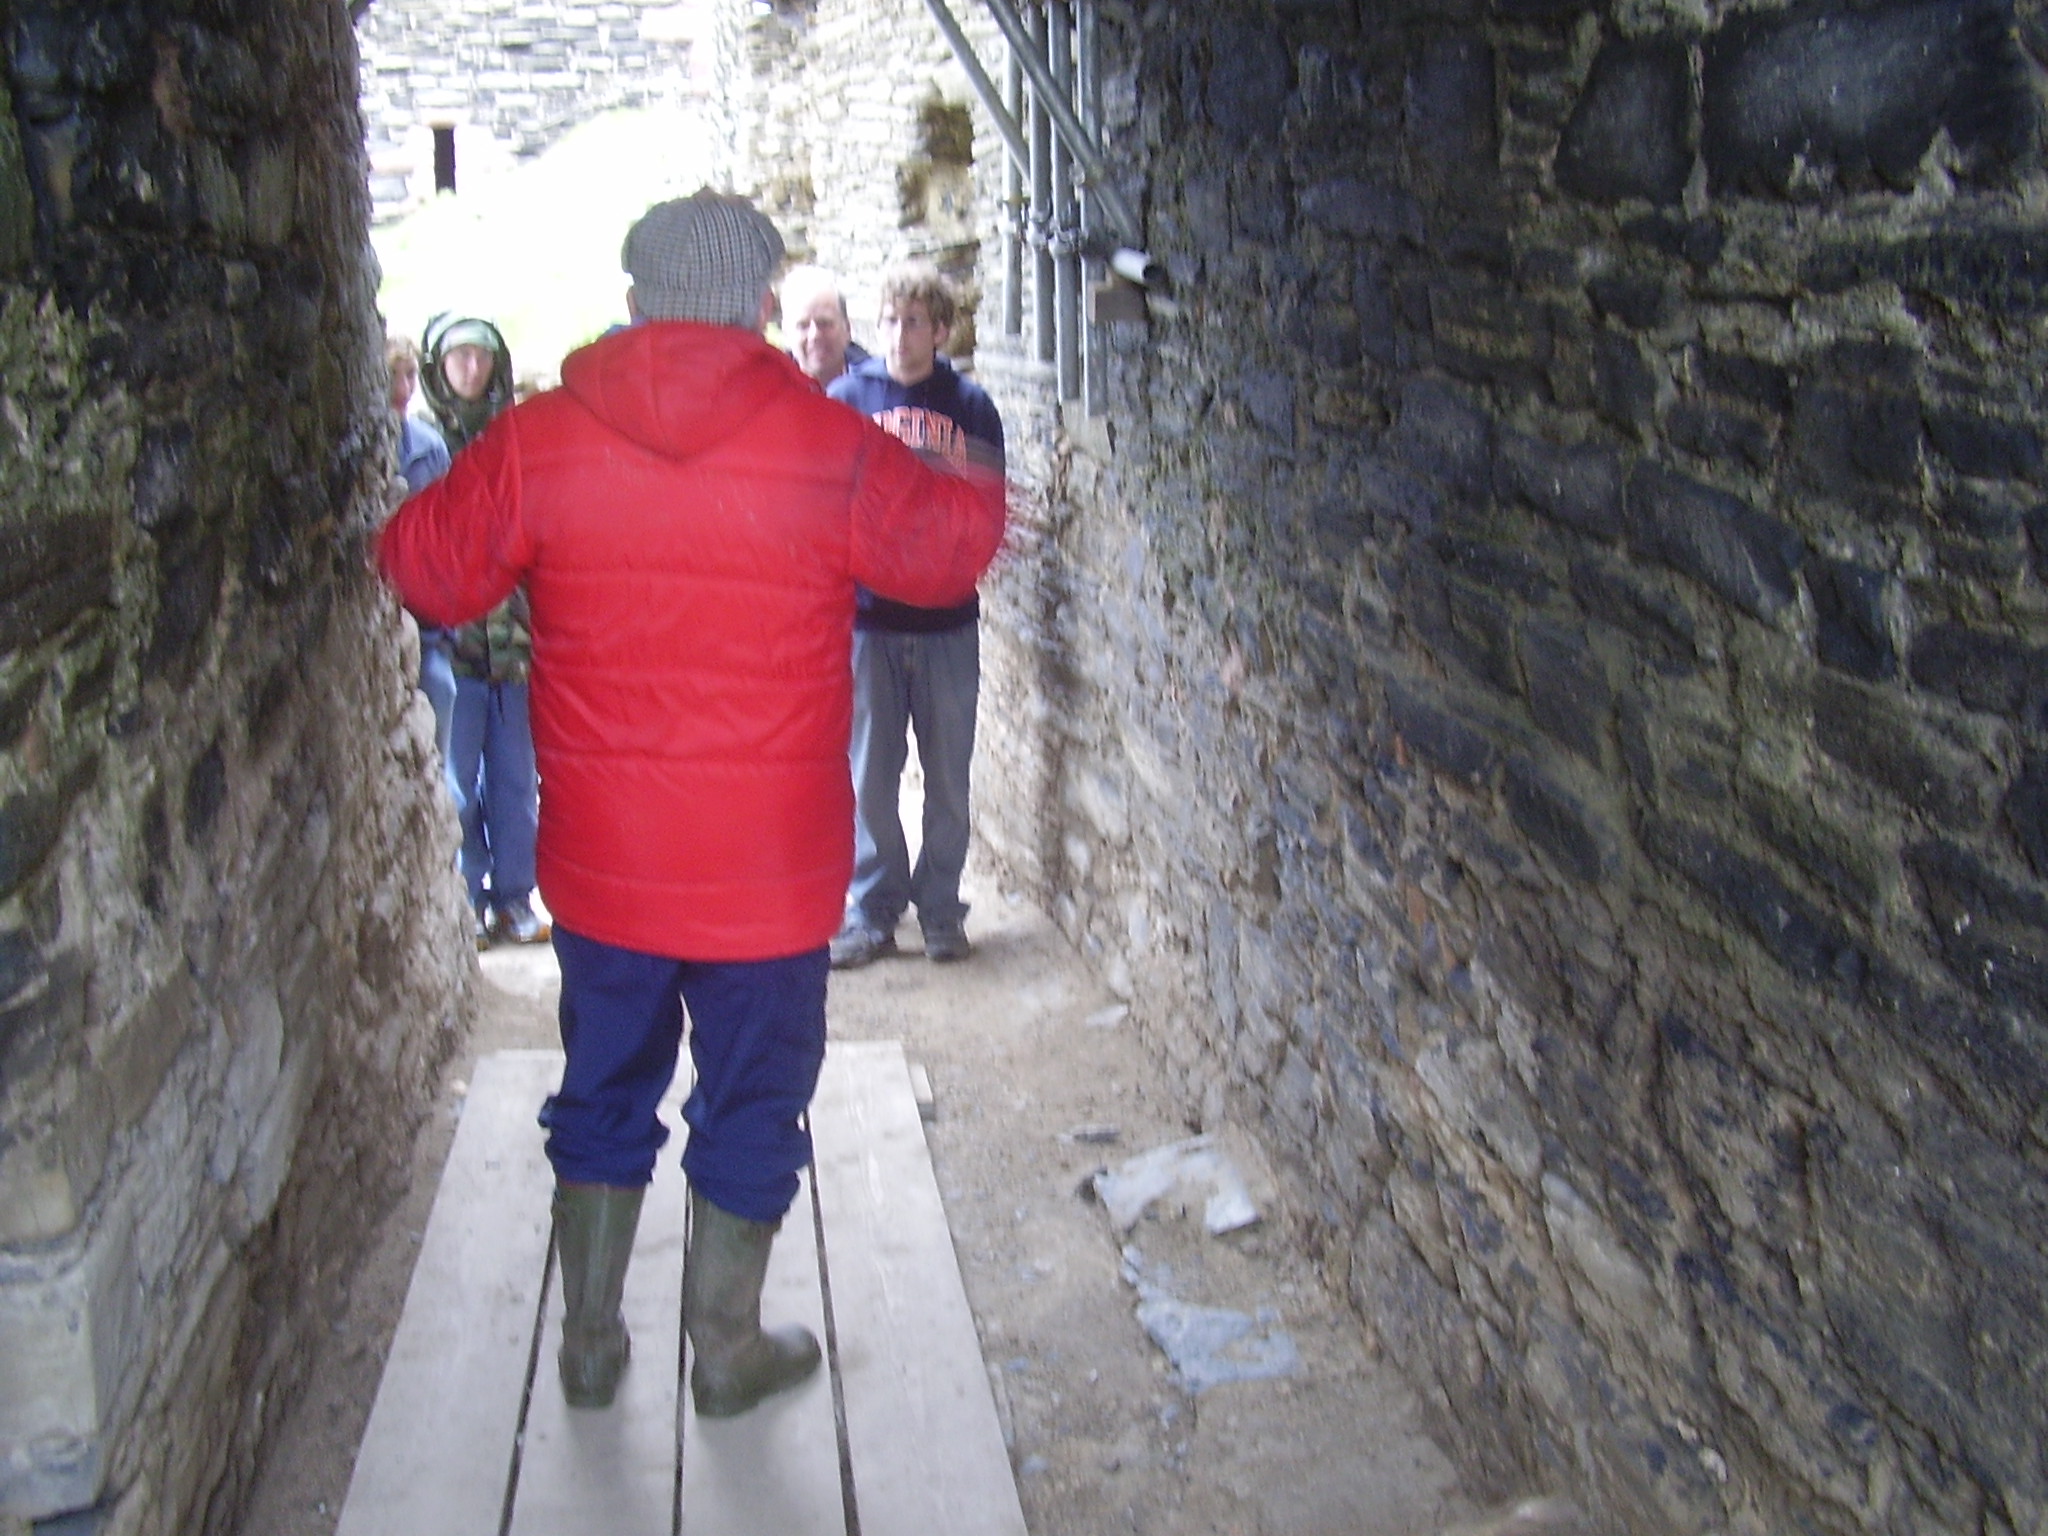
1109 247 1166 290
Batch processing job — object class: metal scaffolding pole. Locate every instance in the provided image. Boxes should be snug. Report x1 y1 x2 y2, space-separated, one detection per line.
980 0 1140 246
917 0 1030 175
915 0 1157 378
1004 46 1025 338
1028 3 1056 366
1048 0 1081 403
1077 0 1104 416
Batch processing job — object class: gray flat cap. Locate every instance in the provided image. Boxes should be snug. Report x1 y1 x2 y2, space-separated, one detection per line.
622 190 786 328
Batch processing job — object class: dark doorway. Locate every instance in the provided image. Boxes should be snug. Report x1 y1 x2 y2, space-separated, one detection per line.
432 126 456 193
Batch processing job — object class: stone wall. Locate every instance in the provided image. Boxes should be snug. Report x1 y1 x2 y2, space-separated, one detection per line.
706 0 1002 341
355 0 695 220
1 3 472 1531
716 2 2048 1533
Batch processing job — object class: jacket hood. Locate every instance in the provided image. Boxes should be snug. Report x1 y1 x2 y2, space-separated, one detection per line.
560 322 807 462
421 313 516 450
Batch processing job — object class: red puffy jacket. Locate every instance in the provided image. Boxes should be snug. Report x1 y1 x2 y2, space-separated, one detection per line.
376 321 1006 960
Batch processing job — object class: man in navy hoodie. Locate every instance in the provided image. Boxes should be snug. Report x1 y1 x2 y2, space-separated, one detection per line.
827 263 1005 966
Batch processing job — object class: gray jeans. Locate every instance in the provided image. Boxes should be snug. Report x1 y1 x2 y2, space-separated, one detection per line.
846 623 979 935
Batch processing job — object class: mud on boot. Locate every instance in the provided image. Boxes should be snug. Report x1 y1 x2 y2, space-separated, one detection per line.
683 1187 822 1417
553 1181 645 1408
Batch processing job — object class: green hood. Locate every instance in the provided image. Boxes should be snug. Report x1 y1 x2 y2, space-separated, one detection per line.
420 312 516 452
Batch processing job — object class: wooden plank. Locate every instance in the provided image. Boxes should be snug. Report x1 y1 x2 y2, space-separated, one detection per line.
508 1109 690 1536
336 1050 559 1536
343 1044 1007 1536
808 1041 1029 1536
906 1060 936 1122
678 1166 845 1536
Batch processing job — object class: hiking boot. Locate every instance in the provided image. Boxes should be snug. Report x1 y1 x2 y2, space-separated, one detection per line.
496 896 551 945
474 903 495 950
923 923 971 963
684 1188 821 1417
828 917 897 969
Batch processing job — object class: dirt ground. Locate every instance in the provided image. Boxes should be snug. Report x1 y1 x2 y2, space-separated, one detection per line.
236 844 1520 1536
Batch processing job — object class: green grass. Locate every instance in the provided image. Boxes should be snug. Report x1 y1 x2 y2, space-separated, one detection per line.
373 103 714 384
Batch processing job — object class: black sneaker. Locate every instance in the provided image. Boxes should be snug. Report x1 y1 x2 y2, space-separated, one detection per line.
923 924 971 963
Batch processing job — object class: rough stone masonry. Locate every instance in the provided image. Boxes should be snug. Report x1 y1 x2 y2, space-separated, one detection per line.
716 2 2048 1533
0 2 472 1531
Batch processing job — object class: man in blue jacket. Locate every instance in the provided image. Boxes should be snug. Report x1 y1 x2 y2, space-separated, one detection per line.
827 264 1005 966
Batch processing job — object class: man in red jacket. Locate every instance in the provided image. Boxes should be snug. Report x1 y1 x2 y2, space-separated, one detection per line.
376 191 1005 1418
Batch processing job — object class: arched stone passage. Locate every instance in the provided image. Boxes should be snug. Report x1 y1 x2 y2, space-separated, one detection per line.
4 2 2048 1534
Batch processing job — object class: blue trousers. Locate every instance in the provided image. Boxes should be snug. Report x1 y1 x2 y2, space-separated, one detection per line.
449 676 538 908
540 928 830 1223
416 628 461 807
847 624 979 935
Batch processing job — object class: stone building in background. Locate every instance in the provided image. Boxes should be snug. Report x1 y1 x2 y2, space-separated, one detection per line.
713 3 2048 1534
355 0 703 221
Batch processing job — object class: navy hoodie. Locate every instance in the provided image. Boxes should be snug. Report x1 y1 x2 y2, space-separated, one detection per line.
830 354 1005 632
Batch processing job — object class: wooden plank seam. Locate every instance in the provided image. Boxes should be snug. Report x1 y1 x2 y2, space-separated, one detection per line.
803 1125 864 1536
499 1237 555 1536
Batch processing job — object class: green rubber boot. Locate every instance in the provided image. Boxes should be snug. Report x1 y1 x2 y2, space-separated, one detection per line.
553 1181 645 1409
684 1188 823 1418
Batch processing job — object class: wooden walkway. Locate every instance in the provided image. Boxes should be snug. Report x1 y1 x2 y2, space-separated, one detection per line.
334 1044 1028 1536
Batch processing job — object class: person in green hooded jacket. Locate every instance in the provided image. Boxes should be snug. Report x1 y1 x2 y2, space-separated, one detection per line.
421 313 549 947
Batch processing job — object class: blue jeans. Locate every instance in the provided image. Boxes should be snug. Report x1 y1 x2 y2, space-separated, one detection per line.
449 676 538 909
416 628 461 807
540 928 829 1222
847 624 979 936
